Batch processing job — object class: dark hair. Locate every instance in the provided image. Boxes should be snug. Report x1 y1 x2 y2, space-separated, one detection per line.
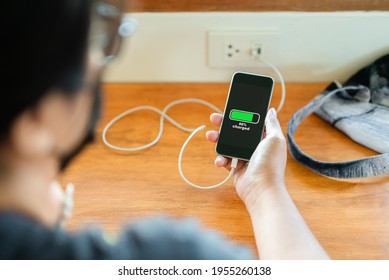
0 0 91 141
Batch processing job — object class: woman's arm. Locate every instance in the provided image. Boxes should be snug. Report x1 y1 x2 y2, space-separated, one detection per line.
206 108 329 259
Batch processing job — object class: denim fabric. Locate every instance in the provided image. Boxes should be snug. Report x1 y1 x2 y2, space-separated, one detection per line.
287 54 389 178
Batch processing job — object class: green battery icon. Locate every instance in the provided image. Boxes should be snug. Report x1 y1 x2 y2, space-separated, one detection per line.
229 109 260 124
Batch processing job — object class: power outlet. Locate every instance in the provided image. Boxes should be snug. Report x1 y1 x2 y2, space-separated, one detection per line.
208 30 279 68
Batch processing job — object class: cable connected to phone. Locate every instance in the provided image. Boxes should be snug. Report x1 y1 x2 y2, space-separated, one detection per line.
102 99 240 189
102 61 286 189
178 125 238 189
258 58 286 113
102 98 222 152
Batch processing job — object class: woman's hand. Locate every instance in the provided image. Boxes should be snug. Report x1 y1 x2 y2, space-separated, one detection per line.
206 108 287 211
207 108 330 259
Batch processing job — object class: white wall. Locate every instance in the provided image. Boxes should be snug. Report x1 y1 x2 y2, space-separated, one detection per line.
104 12 389 83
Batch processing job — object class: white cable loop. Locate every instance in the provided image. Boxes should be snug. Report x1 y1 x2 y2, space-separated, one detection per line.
102 98 222 152
102 98 236 189
178 125 237 189
102 61 286 189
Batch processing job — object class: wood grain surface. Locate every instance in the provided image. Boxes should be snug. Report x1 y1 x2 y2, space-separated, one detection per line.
60 83 389 259
126 0 389 12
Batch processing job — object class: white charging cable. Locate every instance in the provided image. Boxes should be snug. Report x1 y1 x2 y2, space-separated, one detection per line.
259 58 286 113
102 98 222 152
178 125 239 189
102 98 240 189
102 62 286 189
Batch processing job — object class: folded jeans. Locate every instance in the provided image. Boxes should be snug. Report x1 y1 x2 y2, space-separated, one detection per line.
288 54 389 179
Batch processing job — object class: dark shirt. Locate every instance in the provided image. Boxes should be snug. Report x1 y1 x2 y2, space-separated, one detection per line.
0 212 254 260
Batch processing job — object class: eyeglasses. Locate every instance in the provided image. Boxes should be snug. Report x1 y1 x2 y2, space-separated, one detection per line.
89 0 138 63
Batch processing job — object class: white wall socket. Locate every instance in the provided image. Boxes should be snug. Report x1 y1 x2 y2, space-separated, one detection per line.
207 30 280 68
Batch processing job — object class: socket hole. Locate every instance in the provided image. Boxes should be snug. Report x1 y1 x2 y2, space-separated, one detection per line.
235 49 240 53
253 46 262 55
227 53 233 57
228 44 233 49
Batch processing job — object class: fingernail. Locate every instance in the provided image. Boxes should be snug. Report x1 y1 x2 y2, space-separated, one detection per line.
214 156 226 166
270 108 277 116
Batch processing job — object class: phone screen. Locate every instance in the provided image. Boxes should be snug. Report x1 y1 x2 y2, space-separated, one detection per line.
216 72 274 160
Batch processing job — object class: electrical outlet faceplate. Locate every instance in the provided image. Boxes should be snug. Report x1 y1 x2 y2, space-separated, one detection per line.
207 30 279 68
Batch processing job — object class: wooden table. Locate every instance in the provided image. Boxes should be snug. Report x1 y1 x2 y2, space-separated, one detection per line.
60 83 389 259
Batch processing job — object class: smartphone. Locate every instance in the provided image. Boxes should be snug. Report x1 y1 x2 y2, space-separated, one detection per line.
216 72 274 161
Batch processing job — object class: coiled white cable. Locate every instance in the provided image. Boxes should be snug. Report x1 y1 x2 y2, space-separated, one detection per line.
102 98 221 152
102 62 286 189
178 125 238 189
102 98 238 189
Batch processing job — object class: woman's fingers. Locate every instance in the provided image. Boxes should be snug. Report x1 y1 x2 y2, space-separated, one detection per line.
210 113 223 126
205 130 219 143
214 155 228 167
208 112 247 172
264 108 283 138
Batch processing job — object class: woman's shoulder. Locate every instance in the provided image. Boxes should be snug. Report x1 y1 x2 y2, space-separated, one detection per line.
0 212 254 260
0 211 114 260
115 216 254 260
